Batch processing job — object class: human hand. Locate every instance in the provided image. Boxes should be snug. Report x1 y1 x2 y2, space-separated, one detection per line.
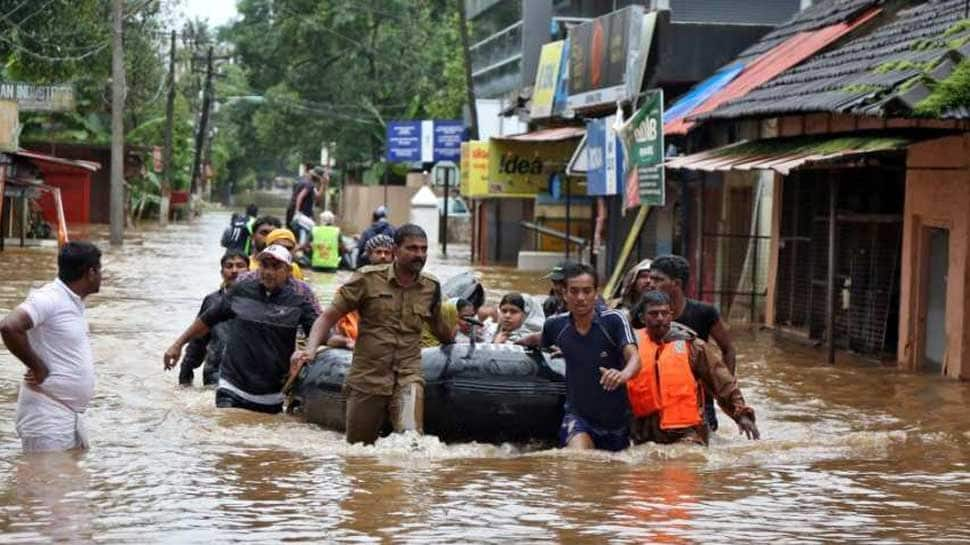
163 343 183 371
24 362 49 386
737 415 760 440
598 367 629 391
345 339 355 351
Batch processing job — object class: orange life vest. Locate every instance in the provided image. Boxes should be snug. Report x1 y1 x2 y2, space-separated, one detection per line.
627 330 703 429
336 312 359 341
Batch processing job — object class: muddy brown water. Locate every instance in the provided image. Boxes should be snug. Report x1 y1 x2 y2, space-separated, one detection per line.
1 213 969 544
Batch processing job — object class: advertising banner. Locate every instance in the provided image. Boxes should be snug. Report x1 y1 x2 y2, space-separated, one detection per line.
567 6 656 111
585 115 625 196
486 139 577 198
531 41 565 120
460 141 490 197
617 89 665 206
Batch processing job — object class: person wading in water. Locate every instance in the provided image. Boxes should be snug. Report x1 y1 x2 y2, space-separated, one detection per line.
164 244 318 414
647 255 737 431
628 290 758 446
291 224 453 444
177 250 250 387
1 242 102 452
519 263 640 452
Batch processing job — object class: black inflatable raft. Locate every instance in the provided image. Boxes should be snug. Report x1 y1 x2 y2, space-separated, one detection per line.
291 343 566 443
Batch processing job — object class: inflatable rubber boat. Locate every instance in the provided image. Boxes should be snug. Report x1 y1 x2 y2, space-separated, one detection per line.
291 343 566 444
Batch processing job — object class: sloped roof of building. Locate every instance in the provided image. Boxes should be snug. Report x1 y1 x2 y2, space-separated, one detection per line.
705 0 970 121
733 0 886 64
667 7 881 135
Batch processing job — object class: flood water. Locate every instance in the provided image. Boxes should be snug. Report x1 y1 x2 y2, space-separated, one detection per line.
1 212 969 544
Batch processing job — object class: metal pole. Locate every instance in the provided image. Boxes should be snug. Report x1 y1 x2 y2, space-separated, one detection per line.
827 177 838 364
751 183 760 323
442 168 449 256
160 30 176 226
698 175 706 299
20 195 27 247
589 195 597 268
0 164 6 252
109 0 125 245
565 177 571 261
382 161 388 205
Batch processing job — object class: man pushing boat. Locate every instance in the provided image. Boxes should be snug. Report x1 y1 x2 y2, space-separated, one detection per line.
291 224 454 444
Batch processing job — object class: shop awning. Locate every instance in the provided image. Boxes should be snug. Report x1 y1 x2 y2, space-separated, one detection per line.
665 135 913 175
12 149 101 172
492 126 584 142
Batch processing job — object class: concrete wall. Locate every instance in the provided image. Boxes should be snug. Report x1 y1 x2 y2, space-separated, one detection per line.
900 135 970 379
339 184 419 235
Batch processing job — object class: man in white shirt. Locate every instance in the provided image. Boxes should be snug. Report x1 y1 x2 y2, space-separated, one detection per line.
1 241 102 452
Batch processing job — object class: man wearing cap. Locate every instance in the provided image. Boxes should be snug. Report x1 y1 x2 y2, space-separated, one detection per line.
164 244 319 413
292 224 453 444
356 206 395 267
543 261 608 317
250 228 305 280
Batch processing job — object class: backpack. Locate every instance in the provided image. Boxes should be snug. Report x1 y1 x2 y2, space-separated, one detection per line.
221 214 251 251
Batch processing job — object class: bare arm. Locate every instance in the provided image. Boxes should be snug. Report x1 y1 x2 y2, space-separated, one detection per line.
0 309 48 384
709 319 737 374
599 344 640 391
300 305 346 359
294 186 310 216
163 318 211 370
516 332 542 347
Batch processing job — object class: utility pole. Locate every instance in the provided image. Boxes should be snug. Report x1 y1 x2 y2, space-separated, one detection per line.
458 0 478 140
190 46 214 199
160 29 176 226
109 0 125 245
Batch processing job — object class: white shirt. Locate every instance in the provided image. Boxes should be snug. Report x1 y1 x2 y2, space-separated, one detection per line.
18 279 95 412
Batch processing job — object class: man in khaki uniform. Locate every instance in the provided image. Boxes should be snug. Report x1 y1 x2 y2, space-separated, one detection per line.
292 224 453 444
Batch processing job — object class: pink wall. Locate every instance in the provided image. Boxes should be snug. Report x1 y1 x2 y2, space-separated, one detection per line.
900 135 970 379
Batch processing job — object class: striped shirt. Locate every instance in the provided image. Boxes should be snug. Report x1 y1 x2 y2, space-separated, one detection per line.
542 309 637 430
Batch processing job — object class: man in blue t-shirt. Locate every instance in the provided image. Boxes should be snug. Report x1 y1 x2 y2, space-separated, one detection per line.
520 263 639 452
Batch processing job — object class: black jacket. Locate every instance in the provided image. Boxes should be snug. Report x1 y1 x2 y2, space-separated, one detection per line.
179 289 229 386
201 277 318 395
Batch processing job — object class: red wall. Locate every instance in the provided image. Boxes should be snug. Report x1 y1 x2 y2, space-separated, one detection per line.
35 164 92 224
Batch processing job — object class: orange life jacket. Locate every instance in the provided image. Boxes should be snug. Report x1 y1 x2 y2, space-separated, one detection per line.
628 330 703 429
336 312 359 341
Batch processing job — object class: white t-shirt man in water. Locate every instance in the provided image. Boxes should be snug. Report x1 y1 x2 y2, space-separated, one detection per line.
1 241 102 452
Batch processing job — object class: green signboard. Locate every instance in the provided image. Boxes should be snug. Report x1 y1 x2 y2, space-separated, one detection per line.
619 89 665 206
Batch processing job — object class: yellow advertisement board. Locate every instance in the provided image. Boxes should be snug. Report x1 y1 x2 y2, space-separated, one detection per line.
486 139 577 198
460 141 489 197
531 40 565 119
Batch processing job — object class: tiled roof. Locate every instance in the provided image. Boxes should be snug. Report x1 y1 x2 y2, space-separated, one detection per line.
705 0 970 120
734 0 885 63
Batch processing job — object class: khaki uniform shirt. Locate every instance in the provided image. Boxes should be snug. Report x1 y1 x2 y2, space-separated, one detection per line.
332 263 452 395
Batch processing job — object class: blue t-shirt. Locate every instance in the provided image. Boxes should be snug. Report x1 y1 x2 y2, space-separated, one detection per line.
542 309 637 430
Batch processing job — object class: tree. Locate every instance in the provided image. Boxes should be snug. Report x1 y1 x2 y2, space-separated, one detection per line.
222 0 467 175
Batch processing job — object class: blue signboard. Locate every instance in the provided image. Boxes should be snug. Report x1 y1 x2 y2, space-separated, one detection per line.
585 115 624 196
387 120 465 163
387 121 422 162
433 120 464 162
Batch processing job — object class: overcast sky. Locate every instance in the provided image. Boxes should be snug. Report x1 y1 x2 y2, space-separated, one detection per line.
181 0 239 27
